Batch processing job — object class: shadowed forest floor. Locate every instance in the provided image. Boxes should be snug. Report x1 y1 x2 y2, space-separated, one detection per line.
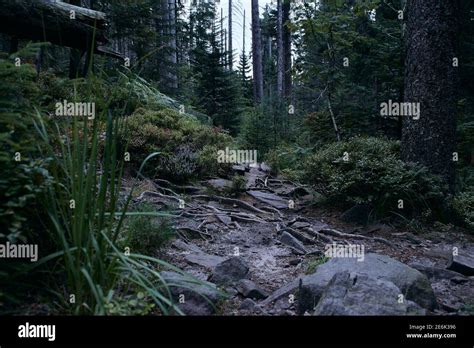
130 165 474 316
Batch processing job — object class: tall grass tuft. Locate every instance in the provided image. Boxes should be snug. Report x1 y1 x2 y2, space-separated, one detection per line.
32 76 210 315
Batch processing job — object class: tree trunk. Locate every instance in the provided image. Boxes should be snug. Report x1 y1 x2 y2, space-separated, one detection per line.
401 0 459 191
282 0 292 100
228 0 233 70
251 0 264 103
160 0 178 90
276 0 284 98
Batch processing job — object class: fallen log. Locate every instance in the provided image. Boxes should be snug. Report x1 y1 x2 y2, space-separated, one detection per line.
0 0 122 57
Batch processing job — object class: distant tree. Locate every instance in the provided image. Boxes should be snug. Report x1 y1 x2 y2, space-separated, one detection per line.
251 0 264 103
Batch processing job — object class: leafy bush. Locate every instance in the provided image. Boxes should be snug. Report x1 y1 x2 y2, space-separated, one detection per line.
227 175 246 196
265 143 312 178
303 137 446 219
123 107 232 182
197 144 232 178
0 53 51 243
452 191 474 231
105 291 155 316
125 202 175 254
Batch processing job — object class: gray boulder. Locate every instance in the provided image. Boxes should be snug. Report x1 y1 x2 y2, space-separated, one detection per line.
236 279 269 300
184 253 225 269
208 257 250 285
314 272 426 315
262 253 437 311
247 190 289 209
160 271 223 315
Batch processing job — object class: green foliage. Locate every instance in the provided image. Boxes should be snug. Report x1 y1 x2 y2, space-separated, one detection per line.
197 144 232 178
239 106 272 157
123 107 232 182
303 137 446 219
452 191 474 232
105 291 155 316
33 86 192 315
187 1 243 133
265 143 312 178
124 202 175 255
227 175 247 196
293 0 403 140
0 52 52 243
304 255 329 275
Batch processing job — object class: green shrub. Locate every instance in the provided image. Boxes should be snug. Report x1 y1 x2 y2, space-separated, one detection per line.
122 107 232 182
197 144 232 178
0 54 51 243
227 175 247 196
265 143 312 178
105 291 155 316
125 202 175 255
452 191 474 231
303 137 446 219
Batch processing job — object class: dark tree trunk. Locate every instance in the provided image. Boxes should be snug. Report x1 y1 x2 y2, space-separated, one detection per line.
228 0 233 70
282 0 292 100
401 0 460 191
9 37 18 54
251 0 264 103
276 0 284 98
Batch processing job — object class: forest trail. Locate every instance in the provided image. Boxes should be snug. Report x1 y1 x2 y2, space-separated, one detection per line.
134 166 474 316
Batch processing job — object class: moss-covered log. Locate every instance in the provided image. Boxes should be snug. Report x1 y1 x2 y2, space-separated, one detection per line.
0 0 121 57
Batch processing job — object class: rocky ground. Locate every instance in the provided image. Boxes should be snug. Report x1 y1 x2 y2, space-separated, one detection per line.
135 165 474 316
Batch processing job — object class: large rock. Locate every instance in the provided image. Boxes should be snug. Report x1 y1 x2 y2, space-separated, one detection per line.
447 253 474 276
208 257 250 285
261 253 437 311
314 272 426 315
247 190 289 209
160 271 223 315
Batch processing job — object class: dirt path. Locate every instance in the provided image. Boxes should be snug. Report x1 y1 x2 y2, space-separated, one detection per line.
137 165 474 315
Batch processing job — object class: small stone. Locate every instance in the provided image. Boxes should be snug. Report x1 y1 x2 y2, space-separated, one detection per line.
236 279 269 300
447 253 474 276
289 258 301 266
239 298 257 310
279 231 307 254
